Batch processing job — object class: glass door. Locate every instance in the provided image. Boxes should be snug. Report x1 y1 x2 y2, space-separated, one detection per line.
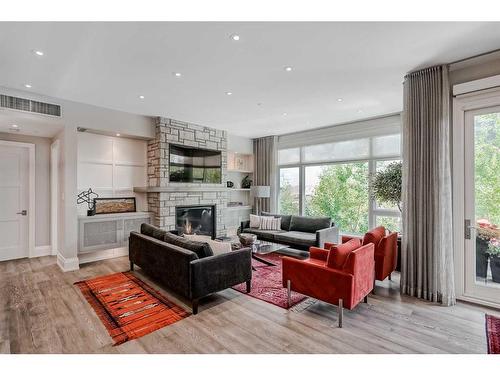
463 106 500 305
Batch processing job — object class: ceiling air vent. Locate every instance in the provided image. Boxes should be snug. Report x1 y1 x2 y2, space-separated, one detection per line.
0 94 62 117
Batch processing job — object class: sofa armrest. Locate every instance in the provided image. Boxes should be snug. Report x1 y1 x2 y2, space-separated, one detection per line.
239 220 250 234
129 231 197 298
309 247 329 261
190 248 252 299
316 226 339 248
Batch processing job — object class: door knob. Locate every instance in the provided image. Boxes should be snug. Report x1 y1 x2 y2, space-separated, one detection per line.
16 210 27 216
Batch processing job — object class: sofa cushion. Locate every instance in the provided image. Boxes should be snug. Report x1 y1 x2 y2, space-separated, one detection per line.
141 223 168 241
163 232 214 258
363 226 386 248
289 215 332 233
242 228 283 241
274 231 317 248
327 238 361 269
184 234 232 256
261 211 292 231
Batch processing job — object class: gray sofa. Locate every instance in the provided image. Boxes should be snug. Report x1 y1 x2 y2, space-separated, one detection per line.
240 212 339 251
129 223 252 314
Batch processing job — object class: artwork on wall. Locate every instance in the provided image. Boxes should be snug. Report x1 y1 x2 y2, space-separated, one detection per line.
93 197 136 215
77 188 99 216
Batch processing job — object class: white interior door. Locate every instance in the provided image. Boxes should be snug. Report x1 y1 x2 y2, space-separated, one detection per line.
463 106 500 305
0 143 29 261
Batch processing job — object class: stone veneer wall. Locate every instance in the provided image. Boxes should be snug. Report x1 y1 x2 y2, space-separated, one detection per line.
146 117 229 237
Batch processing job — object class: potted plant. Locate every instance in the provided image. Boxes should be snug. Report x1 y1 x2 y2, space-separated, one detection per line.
371 161 402 213
487 237 500 283
476 222 495 279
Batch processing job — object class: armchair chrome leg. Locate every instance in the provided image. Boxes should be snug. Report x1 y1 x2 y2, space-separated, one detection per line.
287 280 291 308
388 273 392 281
338 299 343 328
364 295 368 303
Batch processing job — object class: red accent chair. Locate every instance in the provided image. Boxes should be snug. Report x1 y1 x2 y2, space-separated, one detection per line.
282 239 375 327
338 226 398 282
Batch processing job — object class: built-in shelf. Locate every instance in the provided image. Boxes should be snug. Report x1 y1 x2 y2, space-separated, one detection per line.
134 186 228 193
226 205 252 211
227 169 254 173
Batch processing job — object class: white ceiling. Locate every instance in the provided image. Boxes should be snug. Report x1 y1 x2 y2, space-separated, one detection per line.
1 22 500 138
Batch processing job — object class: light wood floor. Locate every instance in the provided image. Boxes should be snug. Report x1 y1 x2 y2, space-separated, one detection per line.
0 255 497 354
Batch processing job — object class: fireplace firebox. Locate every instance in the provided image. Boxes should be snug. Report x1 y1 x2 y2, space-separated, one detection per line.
175 205 216 239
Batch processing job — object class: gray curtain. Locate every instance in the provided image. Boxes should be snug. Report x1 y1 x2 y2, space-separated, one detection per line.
253 136 277 213
401 65 455 306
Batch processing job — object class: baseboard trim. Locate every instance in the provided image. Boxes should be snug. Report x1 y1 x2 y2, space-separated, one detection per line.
57 253 80 272
32 245 52 258
78 247 129 265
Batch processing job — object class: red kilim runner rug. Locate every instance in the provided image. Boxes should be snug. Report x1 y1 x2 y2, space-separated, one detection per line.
233 253 307 309
486 314 500 354
75 272 189 345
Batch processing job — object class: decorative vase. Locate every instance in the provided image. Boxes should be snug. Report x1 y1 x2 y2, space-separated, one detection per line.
490 256 500 283
238 233 257 246
476 237 489 278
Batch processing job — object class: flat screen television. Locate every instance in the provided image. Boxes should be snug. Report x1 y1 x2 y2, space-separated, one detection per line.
169 144 222 183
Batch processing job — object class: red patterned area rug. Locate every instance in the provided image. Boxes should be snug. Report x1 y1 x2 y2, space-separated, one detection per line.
486 314 500 354
75 272 190 346
233 253 307 309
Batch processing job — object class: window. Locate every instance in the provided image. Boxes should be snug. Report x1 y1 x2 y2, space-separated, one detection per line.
305 163 369 234
278 132 401 235
278 148 300 165
279 167 300 215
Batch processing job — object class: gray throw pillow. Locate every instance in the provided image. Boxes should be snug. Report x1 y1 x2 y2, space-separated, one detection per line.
163 232 214 259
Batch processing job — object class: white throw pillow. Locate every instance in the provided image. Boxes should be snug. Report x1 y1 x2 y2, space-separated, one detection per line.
259 216 281 230
249 214 261 228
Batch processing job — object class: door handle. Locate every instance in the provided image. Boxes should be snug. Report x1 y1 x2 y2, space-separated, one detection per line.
16 210 27 216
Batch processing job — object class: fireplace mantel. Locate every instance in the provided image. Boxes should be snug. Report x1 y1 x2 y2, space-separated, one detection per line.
133 186 229 193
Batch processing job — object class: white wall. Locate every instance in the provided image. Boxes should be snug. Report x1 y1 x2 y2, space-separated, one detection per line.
0 132 51 247
227 133 253 154
77 132 148 215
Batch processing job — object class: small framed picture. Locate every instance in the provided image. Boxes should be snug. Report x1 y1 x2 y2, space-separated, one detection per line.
93 197 136 214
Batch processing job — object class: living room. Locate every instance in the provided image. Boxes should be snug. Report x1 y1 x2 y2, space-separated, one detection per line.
1 2 500 373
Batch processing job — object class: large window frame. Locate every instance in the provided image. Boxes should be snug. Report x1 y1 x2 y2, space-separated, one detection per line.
277 134 401 235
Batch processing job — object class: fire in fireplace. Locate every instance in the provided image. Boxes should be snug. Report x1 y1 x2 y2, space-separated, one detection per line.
175 205 216 239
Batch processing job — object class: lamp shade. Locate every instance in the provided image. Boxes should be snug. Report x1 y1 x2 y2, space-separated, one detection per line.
251 185 271 198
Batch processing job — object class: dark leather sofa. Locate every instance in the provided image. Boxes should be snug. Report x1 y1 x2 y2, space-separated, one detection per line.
129 223 252 314
241 211 339 251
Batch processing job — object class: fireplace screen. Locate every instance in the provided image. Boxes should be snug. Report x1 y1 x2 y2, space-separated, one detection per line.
175 205 216 238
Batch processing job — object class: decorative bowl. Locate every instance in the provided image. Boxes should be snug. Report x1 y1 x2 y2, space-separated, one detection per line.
238 233 257 246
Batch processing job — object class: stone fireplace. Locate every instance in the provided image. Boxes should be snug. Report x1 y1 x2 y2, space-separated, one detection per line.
175 205 216 238
141 117 229 237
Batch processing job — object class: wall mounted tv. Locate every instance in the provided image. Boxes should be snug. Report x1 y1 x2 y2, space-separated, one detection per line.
169 144 222 183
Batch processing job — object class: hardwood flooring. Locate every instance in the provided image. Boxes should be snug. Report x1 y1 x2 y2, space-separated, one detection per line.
0 255 497 354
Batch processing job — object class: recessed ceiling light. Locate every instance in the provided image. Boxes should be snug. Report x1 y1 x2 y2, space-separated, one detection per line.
116 133 121 137
284 66 293 72
173 72 182 77
337 98 343 102
33 50 44 56
11 124 19 128
138 95 145 99
24 84 32 88
226 92 233 96
282 112 288 116
230 34 240 41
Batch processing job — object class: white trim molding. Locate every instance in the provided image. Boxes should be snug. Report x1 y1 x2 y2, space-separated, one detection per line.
33 245 52 258
78 247 129 265
452 87 500 309
57 253 80 272
453 74 500 96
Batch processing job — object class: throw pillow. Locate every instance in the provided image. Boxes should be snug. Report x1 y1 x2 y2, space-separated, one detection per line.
259 216 281 230
184 234 231 256
249 214 261 228
326 238 361 269
163 232 214 258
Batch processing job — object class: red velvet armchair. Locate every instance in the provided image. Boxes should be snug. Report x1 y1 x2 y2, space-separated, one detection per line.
282 239 374 328
340 226 398 282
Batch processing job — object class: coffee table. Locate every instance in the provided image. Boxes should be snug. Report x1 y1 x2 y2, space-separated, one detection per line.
251 240 290 267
